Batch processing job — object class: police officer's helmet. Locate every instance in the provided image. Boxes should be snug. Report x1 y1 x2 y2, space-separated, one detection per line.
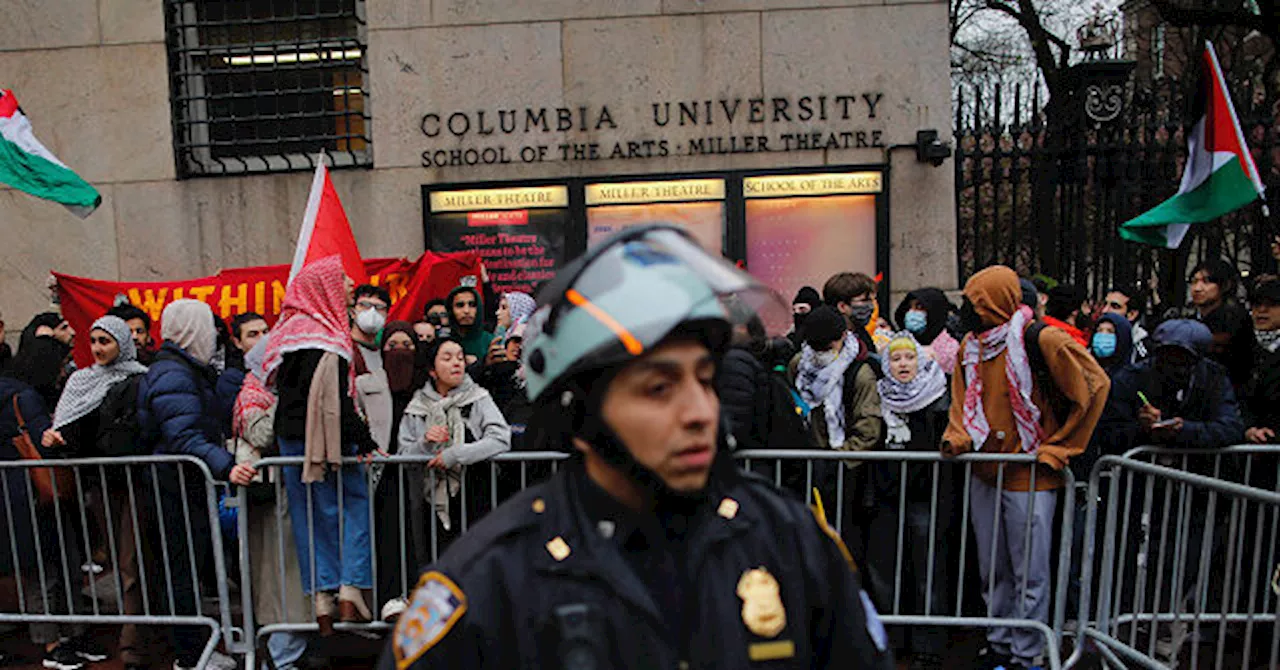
522 224 789 404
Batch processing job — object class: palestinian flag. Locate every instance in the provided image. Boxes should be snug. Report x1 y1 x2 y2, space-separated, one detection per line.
1120 43 1265 249
0 89 101 218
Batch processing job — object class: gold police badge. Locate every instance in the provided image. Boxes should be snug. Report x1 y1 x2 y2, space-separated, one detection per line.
736 567 786 638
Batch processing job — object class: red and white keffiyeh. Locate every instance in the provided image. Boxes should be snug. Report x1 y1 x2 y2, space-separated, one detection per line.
961 305 1042 453
261 255 355 392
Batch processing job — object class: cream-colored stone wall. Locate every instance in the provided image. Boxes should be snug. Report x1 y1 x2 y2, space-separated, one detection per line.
0 0 953 342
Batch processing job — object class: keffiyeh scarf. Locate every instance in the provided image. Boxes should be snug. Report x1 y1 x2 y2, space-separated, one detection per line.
53 315 148 430
961 305 1042 453
877 333 948 447
1256 329 1280 353
795 331 862 448
261 255 356 395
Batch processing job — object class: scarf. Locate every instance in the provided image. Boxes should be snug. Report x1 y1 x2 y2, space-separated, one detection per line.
1256 329 1280 353
961 305 1041 453
233 337 275 438
161 300 217 365
303 352 345 483
877 333 948 447
53 316 148 430
795 331 861 448
499 291 537 334
262 255 356 394
403 375 488 529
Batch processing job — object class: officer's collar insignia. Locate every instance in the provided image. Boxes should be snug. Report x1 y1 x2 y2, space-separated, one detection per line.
717 497 739 519
393 571 467 669
546 536 572 561
532 498 546 514
597 520 616 539
737 567 786 638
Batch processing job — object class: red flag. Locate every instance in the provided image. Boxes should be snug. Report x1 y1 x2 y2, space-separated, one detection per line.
290 156 367 284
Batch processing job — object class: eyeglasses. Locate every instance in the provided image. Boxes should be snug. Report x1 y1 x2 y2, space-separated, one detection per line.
356 300 389 312
89 336 115 346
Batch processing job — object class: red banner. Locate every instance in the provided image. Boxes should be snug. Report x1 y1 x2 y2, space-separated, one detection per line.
54 251 481 367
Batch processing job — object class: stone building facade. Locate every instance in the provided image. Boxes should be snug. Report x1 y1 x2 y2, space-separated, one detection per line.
0 0 954 337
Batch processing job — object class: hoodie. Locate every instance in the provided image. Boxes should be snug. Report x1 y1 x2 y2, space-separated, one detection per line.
447 285 495 361
894 287 960 373
893 288 953 346
1102 319 1243 452
941 266 1111 491
1093 313 1134 374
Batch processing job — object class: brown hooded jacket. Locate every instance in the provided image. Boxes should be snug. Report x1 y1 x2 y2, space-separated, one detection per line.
941 266 1110 491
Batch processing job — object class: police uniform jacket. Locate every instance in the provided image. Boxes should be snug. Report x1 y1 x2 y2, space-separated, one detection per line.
383 462 895 669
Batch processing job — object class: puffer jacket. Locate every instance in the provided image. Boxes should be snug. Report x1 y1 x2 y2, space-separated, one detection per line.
716 348 767 451
138 343 234 479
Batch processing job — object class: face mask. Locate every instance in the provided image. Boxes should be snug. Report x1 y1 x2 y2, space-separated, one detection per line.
814 349 839 368
848 303 874 329
904 310 928 334
383 348 418 393
958 298 984 334
1091 332 1117 359
793 311 810 332
355 308 386 335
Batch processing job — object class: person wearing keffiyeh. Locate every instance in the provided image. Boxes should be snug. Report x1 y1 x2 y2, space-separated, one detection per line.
865 333 954 668
265 255 380 634
940 266 1109 670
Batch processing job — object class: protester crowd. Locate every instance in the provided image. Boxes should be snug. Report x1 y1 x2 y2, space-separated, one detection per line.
0 251 1277 670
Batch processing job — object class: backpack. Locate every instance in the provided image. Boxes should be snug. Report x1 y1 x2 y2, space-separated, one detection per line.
96 375 147 457
764 367 819 450
1022 321 1072 427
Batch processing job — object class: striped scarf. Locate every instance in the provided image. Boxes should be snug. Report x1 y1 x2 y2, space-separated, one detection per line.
961 305 1042 453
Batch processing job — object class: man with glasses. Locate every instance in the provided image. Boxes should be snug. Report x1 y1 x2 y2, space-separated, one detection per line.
1101 287 1149 362
446 284 494 363
352 284 391 373
822 272 878 354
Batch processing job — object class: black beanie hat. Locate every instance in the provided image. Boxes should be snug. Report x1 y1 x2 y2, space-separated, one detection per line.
802 305 848 349
793 286 821 307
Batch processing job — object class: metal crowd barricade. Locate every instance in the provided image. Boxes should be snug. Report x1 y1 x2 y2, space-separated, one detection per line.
0 455 230 668
1065 450 1280 670
234 449 1072 669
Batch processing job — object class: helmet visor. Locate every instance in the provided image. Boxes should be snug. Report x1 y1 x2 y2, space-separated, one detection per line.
553 227 790 346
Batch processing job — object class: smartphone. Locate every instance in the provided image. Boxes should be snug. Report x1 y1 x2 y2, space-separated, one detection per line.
1152 418 1178 429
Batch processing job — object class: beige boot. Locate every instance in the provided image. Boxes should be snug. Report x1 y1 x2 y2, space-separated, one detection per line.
338 584 373 623
314 591 336 637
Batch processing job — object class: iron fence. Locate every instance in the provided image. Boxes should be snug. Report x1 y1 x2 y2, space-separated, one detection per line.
955 78 1279 309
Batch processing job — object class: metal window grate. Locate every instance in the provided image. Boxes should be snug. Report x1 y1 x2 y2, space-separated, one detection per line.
165 0 371 177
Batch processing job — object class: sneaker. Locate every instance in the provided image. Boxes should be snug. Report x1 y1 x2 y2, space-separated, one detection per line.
381 596 409 622
64 637 109 663
43 647 86 670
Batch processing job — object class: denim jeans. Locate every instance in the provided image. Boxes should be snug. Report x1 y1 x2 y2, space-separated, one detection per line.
277 437 373 594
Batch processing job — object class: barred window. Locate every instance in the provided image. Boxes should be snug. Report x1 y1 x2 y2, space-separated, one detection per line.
165 0 370 176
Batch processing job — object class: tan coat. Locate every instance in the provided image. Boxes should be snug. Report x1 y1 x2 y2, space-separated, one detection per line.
941 266 1111 491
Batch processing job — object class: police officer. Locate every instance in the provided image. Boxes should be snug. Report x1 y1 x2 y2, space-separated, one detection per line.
382 225 895 669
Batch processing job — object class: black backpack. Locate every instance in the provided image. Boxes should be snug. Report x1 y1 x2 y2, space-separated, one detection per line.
96 375 146 457
1022 321 1072 426
763 367 819 450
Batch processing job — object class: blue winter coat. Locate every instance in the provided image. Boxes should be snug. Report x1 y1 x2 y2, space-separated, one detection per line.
138 343 235 479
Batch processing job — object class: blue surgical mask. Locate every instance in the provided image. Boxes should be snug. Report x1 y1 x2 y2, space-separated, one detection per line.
904 310 928 334
1092 332 1117 359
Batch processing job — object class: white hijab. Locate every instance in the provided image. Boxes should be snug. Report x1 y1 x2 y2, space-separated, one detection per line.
162 300 217 365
